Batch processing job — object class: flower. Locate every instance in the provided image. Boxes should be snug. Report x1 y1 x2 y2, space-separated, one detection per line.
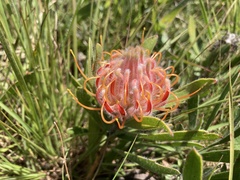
68 45 179 129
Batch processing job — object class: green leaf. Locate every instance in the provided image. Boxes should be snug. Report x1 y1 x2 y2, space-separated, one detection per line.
166 78 216 108
160 141 204 149
75 88 103 125
91 42 104 74
208 124 240 148
0 1 13 43
188 15 200 55
159 0 189 29
199 0 213 38
188 16 196 44
67 126 88 136
208 122 228 131
73 88 105 164
0 102 31 135
140 141 204 150
125 116 173 135
203 44 231 67
204 69 239 130
0 71 36 102
138 130 219 141
175 78 216 98
235 135 240 151
114 149 180 175
233 157 240 180
95 43 103 62
183 148 203 180
0 21 39 125
201 150 240 163
210 172 229 180
141 35 158 53
87 37 94 78
188 95 199 130
0 154 46 179
0 144 17 153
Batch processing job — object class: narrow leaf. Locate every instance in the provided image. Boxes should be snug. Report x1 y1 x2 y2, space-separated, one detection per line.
233 157 240 180
114 149 180 175
141 35 158 53
188 16 196 44
138 130 219 141
201 150 240 162
188 15 199 54
126 116 173 135
159 0 189 28
174 78 216 98
210 172 229 180
0 102 30 135
183 148 203 180
235 135 240 151
204 69 239 129
166 78 216 108
140 141 204 150
208 124 240 148
87 37 94 78
188 95 199 130
161 141 204 149
0 22 38 124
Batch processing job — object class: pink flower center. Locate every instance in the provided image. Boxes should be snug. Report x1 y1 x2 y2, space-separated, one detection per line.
95 46 171 127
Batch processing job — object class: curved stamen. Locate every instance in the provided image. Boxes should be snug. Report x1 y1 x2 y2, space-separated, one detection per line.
168 91 180 111
165 66 175 74
84 76 99 96
101 70 115 89
167 74 179 87
104 79 117 104
123 82 128 106
133 114 142 123
152 52 162 65
178 86 203 100
139 81 144 97
156 107 170 112
111 49 122 56
145 49 150 56
70 49 88 80
150 81 164 104
67 89 100 111
103 51 121 62
141 27 146 44
152 68 167 87
145 93 152 114
133 101 143 123
123 70 130 105
101 102 124 129
103 51 111 57
101 102 117 124
162 91 179 106
116 118 125 129
156 52 162 65
160 110 170 121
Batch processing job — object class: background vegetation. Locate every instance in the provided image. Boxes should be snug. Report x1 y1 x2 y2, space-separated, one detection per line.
0 0 239 179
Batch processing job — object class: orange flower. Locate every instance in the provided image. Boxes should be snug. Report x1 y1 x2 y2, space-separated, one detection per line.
68 45 179 129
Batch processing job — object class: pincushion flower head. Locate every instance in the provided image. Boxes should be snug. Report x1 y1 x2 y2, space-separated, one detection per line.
68 40 180 129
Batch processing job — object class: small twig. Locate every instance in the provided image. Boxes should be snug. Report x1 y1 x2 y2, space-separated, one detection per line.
85 140 109 180
54 121 71 180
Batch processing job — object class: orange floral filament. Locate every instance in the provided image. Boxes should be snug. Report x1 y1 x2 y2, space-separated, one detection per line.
68 46 196 129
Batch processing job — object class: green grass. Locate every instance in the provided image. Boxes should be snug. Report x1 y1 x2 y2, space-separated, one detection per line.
0 0 239 179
